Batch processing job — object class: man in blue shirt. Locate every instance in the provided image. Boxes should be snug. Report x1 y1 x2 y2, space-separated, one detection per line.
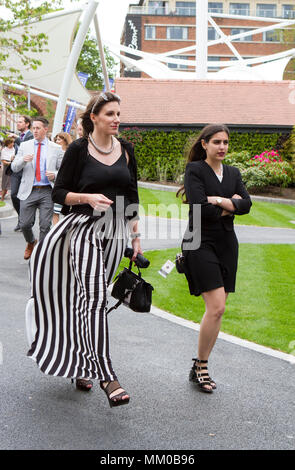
11 117 64 260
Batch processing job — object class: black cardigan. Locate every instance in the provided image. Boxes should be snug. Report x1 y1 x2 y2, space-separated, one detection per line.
185 160 252 232
52 137 139 219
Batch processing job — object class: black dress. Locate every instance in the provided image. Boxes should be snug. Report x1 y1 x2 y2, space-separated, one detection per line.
26 140 139 381
183 160 252 297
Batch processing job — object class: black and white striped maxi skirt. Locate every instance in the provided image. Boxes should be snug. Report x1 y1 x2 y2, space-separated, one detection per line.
26 212 128 381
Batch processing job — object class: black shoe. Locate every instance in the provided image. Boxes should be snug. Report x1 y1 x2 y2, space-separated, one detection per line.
14 224 21 232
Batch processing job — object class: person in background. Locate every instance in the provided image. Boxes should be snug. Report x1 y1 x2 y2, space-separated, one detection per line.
52 132 72 225
76 119 84 139
9 116 33 232
1 137 15 201
177 124 252 393
11 117 64 260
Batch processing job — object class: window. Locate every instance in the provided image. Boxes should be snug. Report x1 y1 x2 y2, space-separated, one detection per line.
148 1 167 15
208 56 220 70
229 3 250 15
256 4 277 18
167 26 188 40
167 55 189 69
208 27 218 41
231 28 253 41
208 2 223 13
263 30 281 42
145 25 156 40
283 5 295 19
175 2 195 16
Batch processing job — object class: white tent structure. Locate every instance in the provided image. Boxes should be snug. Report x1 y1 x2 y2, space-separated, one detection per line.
0 0 110 136
110 0 295 82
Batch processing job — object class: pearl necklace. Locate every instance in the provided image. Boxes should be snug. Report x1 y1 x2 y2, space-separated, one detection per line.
89 133 115 155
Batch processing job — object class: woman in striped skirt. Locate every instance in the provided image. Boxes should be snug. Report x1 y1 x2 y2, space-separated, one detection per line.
26 92 142 407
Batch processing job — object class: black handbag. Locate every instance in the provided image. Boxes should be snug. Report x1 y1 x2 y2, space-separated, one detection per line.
107 261 154 314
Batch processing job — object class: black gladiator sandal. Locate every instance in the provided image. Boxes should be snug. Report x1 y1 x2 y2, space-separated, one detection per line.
189 358 216 393
100 381 130 408
71 378 93 391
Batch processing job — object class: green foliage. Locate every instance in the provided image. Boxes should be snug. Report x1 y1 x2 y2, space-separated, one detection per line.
226 150 295 189
281 125 295 164
76 32 116 90
0 1 65 84
239 167 270 189
120 127 292 189
228 131 281 155
120 128 198 182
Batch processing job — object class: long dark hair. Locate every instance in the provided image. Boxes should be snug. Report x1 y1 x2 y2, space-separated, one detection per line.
176 123 230 201
80 91 121 138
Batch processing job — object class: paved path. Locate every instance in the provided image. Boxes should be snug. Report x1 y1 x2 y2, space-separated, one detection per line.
1 207 295 451
139 216 295 250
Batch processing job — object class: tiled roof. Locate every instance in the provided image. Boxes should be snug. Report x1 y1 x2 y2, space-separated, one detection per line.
115 78 294 126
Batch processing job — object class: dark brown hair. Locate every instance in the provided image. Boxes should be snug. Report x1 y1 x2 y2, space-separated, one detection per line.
4 137 15 147
177 123 230 201
32 116 49 127
20 115 32 129
80 91 121 138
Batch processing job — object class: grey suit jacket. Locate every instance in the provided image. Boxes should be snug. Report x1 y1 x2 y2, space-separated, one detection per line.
15 130 34 149
11 138 64 200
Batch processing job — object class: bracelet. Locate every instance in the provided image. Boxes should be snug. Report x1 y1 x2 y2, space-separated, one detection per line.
130 232 141 239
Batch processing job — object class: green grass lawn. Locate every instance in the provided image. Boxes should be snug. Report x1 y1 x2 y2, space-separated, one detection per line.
0 201 5 207
118 245 295 354
138 187 295 229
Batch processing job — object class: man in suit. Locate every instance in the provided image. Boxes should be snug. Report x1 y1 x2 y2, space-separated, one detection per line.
11 117 64 260
10 115 33 232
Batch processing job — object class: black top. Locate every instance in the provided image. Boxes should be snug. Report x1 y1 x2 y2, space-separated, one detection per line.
184 160 252 232
52 137 139 219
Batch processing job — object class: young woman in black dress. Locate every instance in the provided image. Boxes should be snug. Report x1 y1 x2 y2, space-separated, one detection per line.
178 124 252 393
26 92 142 407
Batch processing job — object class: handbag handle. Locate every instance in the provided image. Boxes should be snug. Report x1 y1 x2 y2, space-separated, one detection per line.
128 259 142 277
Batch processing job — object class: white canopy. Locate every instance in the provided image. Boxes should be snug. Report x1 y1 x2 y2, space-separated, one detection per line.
1 8 90 104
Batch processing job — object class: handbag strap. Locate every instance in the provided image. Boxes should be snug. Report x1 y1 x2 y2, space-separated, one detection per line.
106 299 123 315
129 259 142 277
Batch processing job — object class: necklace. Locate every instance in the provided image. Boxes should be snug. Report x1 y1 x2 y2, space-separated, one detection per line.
215 165 223 176
89 133 114 155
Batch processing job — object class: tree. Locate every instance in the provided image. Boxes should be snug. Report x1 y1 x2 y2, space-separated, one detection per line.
0 0 66 84
77 32 117 90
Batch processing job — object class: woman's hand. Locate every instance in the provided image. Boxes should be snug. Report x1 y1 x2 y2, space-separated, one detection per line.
232 194 242 199
207 196 218 205
131 237 143 261
87 194 113 212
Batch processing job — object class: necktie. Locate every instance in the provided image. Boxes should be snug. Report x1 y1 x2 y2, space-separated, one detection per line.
36 143 42 182
20 133 25 141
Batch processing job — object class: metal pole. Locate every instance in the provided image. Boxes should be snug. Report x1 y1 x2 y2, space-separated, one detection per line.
27 86 31 111
93 13 110 91
196 0 208 78
52 0 99 137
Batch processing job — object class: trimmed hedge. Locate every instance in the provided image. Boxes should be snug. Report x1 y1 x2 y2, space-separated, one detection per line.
120 127 286 183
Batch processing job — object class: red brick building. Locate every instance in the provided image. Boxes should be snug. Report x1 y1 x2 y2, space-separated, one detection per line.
121 0 295 78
